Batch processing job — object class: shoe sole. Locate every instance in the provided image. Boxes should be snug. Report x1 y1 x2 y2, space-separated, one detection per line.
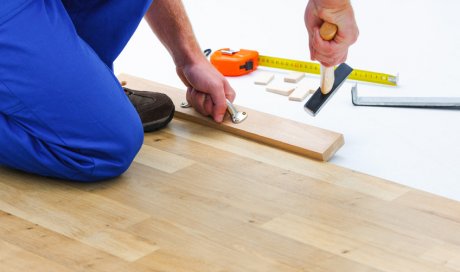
143 106 175 133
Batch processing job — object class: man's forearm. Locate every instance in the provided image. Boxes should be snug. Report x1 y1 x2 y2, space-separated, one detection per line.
144 0 202 67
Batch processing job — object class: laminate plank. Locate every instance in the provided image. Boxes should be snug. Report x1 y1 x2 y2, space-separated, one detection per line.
0 172 154 261
0 240 73 272
0 211 155 272
69 164 370 272
0 173 150 232
262 213 458 272
134 144 195 173
421 244 460 271
131 217 370 272
138 249 222 272
162 119 409 201
167 166 434 259
131 218 303 272
81 228 159 262
118 74 344 161
67 137 437 271
393 190 460 224
139 129 460 256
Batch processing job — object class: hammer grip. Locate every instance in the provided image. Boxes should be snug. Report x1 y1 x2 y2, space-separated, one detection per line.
319 22 338 41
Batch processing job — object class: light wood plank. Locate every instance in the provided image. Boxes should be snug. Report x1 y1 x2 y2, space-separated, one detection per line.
134 144 195 173
163 119 409 201
118 73 344 161
0 173 150 235
262 214 457 272
146 123 460 250
81 228 159 262
132 218 303 272
0 211 156 272
0 240 73 272
421 244 460 271
393 190 460 224
73 133 450 271
72 163 370 272
139 249 223 272
0 172 153 261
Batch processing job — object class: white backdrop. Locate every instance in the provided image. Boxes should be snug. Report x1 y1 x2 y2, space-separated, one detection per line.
115 0 460 201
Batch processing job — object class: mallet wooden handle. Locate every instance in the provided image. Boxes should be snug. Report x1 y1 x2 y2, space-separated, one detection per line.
319 22 338 94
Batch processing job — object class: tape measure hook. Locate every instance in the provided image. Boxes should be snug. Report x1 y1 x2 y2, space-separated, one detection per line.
388 73 399 84
221 49 240 55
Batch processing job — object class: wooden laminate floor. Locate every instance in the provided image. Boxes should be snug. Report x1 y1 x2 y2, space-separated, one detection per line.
2 118 460 272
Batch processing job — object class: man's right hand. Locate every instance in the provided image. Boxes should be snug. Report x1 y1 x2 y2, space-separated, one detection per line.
176 56 236 123
304 0 359 67
145 0 235 123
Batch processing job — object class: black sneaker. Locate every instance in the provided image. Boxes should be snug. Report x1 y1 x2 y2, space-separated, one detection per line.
124 87 175 132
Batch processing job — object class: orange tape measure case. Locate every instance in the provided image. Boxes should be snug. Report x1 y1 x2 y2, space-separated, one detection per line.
210 49 259 76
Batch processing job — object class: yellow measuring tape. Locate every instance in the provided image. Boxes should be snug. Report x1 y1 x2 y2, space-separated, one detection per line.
258 55 398 86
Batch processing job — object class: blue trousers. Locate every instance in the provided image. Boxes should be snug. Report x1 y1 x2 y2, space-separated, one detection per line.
0 0 153 181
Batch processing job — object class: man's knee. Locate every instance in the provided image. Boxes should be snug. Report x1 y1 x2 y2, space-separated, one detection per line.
0 109 143 183
78 118 144 182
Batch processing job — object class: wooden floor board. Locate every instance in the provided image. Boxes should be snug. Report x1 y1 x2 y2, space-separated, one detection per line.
0 239 73 272
134 144 195 174
143 127 460 248
262 213 457 272
0 173 155 262
2 118 460 271
130 218 306 272
394 190 460 224
164 119 410 201
120 74 344 161
421 243 460 270
0 211 155 272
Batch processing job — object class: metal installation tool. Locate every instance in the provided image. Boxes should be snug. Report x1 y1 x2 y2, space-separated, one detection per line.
303 22 354 116
351 84 460 109
319 22 338 94
180 99 248 124
304 63 354 116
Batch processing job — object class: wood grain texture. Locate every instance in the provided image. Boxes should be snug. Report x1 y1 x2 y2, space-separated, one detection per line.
0 240 73 272
2 95 460 271
134 144 195 173
118 74 344 161
262 214 455 272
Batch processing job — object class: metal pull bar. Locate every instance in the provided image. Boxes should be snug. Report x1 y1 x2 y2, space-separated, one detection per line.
351 84 460 109
180 99 247 124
